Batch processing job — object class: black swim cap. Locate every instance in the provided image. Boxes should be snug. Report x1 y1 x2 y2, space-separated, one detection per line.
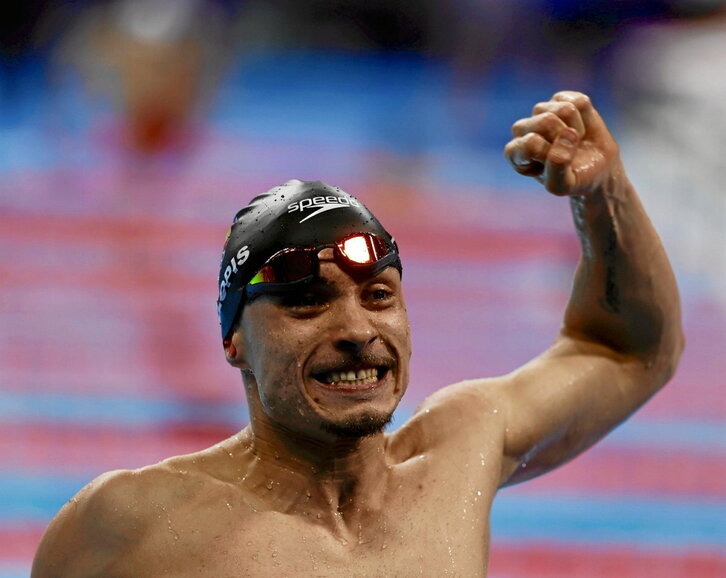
217 179 400 339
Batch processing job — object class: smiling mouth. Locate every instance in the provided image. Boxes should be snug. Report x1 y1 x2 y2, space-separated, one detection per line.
313 366 389 388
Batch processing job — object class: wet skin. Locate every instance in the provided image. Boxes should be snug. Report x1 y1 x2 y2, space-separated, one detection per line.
33 256 509 577
234 251 412 444
32 92 684 577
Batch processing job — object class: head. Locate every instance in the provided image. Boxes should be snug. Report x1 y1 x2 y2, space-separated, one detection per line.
217 180 411 442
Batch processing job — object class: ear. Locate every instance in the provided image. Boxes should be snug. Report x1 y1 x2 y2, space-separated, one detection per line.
223 330 250 370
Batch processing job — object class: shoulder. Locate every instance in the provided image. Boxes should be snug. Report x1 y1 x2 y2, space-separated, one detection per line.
31 469 134 577
31 459 202 578
388 377 511 459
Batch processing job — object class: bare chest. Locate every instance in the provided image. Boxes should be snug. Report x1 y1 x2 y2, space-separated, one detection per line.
121 474 495 577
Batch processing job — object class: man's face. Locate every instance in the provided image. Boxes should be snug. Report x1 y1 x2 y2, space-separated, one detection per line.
233 250 411 441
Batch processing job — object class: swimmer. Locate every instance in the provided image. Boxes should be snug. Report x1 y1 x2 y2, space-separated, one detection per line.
31 92 683 577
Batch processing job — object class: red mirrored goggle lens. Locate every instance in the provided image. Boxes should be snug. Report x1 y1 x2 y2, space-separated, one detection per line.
247 233 394 287
336 233 389 265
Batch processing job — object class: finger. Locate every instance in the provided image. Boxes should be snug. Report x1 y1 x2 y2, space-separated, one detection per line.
551 91 607 135
511 111 567 142
504 132 550 177
532 100 585 138
543 127 579 195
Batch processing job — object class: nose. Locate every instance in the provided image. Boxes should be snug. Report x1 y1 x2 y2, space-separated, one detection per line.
331 299 378 356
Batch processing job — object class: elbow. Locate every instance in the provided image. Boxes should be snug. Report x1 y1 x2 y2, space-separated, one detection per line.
644 322 684 386
662 325 685 381
626 298 685 382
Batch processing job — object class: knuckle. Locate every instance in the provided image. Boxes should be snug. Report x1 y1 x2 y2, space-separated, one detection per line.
573 93 592 111
511 118 529 135
522 131 545 151
558 101 578 117
503 141 517 159
531 101 549 114
538 111 563 131
554 91 591 109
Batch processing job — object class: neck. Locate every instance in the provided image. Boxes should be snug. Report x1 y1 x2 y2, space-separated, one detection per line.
234 416 390 518
251 413 387 475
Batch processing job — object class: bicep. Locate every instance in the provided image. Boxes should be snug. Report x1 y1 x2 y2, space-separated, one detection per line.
497 334 648 487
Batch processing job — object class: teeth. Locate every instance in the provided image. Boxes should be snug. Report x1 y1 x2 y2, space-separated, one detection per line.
325 368 379 385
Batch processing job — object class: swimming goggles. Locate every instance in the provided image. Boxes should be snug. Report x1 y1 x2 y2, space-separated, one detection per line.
245 232 400 299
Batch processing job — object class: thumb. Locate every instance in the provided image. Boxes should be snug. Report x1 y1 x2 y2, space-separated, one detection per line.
544 128 579 196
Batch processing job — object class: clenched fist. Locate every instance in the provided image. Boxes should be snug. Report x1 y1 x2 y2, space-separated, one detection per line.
504 91 622 197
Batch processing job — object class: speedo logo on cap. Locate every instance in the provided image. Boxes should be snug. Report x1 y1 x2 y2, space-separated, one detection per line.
287 195 360 223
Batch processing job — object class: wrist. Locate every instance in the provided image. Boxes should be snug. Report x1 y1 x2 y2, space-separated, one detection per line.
571 161 631 216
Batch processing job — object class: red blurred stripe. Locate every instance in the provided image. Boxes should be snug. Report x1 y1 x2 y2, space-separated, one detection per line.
0 526 45 561
0 210 577 271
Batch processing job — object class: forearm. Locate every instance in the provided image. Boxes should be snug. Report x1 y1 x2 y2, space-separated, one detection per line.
564 163 684 378
498 92 686 486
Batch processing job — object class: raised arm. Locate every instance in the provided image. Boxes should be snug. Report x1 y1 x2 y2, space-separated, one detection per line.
495 91 684 486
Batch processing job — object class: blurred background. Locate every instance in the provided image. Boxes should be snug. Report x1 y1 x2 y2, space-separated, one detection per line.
1 0 724 576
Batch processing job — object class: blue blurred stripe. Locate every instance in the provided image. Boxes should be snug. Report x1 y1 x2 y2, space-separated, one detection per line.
607 419 726 452
492 490 726 550
0 391 245 428
1 473 723 551
0 563 30 578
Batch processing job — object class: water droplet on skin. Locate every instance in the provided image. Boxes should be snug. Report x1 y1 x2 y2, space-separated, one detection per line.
266 480 274 490
492 408 499 414
224 500 233 510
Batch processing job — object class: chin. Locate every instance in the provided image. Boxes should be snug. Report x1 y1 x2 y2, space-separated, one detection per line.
320 411 393 439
